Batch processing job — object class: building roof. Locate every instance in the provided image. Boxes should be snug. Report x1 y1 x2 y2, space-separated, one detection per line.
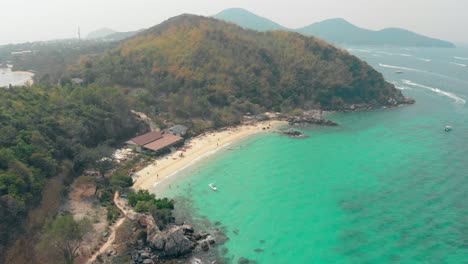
71 78 84 84
143 133 183 152
167 125 188 135
129 131 164 146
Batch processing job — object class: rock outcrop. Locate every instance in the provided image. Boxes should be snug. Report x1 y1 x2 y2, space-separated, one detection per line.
281 130 307 138
287 116 338 127
94 214 216 264
149 224 195 258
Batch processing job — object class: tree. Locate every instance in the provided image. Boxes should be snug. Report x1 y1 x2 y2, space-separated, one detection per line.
38 215 92 264
110 170 133 190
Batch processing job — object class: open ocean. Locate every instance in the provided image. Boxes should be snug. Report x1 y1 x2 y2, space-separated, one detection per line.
160 46 468 264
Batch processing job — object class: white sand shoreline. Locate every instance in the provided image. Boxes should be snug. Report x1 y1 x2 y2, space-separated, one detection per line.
133 120 287 193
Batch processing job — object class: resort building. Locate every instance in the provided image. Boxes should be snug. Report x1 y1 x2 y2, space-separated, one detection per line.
126 130 183 154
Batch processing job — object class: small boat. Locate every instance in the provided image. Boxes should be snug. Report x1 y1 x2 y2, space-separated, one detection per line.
444 126 453 132
209 183 217 191
395 71 404 74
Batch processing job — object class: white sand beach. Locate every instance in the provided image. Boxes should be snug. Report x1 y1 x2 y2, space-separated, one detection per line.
132 120 286 191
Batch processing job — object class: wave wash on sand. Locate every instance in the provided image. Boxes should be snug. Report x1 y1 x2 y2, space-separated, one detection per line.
132 121 286 193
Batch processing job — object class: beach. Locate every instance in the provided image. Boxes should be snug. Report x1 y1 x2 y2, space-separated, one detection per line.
0 68 35 87
132 120 286 191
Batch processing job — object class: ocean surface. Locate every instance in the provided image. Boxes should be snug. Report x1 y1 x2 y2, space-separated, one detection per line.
0 67 34 87
159 47 468 264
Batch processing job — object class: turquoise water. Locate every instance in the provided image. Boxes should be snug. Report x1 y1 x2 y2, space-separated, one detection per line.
160 47 468 263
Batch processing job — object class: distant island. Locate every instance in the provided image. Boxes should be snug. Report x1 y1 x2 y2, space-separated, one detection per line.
86 27 143 41
214 8 456 48
86 28 117 39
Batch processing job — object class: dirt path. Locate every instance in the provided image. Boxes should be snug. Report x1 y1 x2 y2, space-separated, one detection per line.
87 192 135 263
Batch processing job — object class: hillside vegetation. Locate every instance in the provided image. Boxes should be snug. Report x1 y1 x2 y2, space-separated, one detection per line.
79 15 407 130
0 84 142 261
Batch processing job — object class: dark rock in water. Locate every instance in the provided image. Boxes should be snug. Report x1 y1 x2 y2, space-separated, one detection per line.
198 231 210 240
214 221 222 226
201 241 210 251
254 248 264 253
288 115 338 127
206 235 216 245
259 240 265 244
238 257 258 264
233 229 239 235
282 129 307 138
220 247 229 255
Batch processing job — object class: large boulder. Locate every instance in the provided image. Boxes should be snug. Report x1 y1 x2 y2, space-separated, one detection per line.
149 225 195 258
136 214 160 238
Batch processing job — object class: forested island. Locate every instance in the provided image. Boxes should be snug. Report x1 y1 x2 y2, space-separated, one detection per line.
0 14 413 264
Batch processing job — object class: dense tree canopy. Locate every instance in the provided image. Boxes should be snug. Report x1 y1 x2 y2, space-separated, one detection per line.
78 15 406 130
0 84 143 258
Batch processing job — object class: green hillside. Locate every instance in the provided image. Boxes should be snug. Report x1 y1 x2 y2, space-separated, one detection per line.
79 14 408 130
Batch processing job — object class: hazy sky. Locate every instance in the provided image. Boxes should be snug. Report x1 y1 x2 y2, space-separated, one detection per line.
1 0 466 45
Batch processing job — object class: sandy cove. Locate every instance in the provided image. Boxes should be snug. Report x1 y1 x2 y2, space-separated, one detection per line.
132 120 287 191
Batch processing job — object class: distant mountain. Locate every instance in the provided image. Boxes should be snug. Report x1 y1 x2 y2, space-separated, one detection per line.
213 8 286 32
297 18 455 48
87 28 141 41
213 8 455 48
104 30 141 41
86 28 116 39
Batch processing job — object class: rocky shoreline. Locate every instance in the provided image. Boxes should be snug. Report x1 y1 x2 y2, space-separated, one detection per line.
107 99 417 264
93 214 217 264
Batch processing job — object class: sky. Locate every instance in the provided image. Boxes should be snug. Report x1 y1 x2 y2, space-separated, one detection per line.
1 0 466 45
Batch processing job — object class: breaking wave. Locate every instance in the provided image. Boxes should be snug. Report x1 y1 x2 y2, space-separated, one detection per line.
376 51 394 55
402 80 466 105
416 58 432 62
379 63 424 72
375 52 430 62
454 56 468 61
390 81 411 90
450 62 467 67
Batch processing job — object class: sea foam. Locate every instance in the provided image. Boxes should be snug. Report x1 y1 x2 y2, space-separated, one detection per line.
379 63 424 72
402 80 466 104
450 62 467 67
454 56 468 61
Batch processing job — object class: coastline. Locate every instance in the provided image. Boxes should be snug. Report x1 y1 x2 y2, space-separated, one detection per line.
0 68 35 87
132 120 287 193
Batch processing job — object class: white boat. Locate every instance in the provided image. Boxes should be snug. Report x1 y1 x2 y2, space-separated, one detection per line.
445 126 453 132
209 183 217 191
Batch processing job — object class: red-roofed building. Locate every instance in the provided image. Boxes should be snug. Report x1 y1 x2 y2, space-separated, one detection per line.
126 131 183 154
